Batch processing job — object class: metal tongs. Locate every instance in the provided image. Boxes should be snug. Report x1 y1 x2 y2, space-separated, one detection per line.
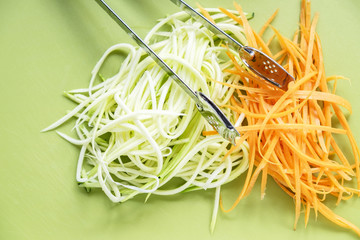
95 0 294 145
170 0 295 90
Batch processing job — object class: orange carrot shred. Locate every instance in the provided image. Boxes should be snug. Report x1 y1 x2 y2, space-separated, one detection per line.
258 9 279 37
197 4 215 24
211 0 360 236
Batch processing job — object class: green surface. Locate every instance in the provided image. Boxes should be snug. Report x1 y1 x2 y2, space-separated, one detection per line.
1 0 360 239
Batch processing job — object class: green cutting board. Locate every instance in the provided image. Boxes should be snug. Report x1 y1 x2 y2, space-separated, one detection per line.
1 0 360 239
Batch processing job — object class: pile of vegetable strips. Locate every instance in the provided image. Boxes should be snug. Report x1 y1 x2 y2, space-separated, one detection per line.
43 9 250 203
202 0 360 236
43 0 360 237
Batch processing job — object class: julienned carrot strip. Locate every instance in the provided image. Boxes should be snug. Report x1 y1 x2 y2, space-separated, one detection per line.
213 79 352 112
212 0 360 236
273 49 286 60
203 124 346 136
332 103 360 190
266 33 276 47
197 4 215 24
221 131 250 161
271 27 303 77
330 138 353 169
252 31 273 57
327 74 346 95
258 9 279 37
219 7 243 26
233 2 257 48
